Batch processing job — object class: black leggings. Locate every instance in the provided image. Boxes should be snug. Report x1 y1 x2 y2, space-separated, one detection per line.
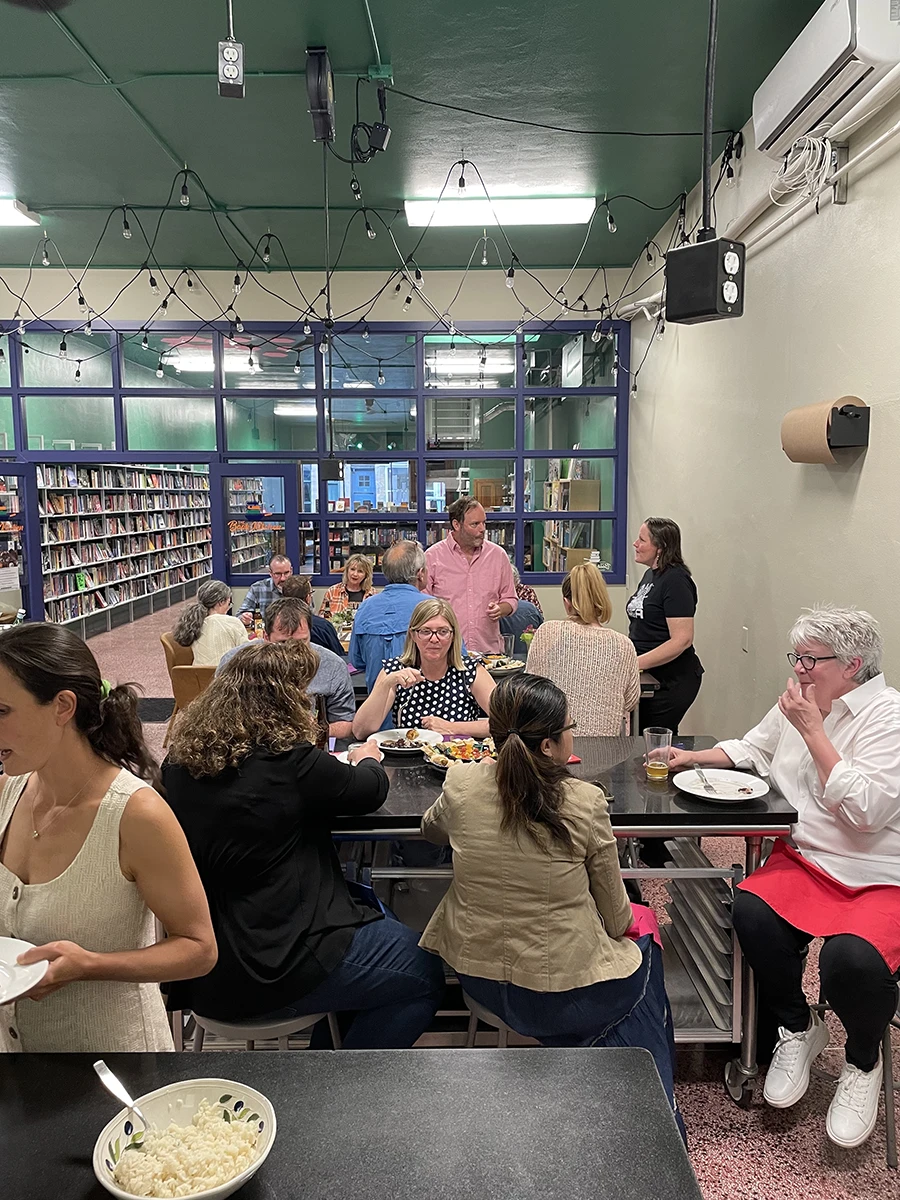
733 890 899 1071
637 670 703 735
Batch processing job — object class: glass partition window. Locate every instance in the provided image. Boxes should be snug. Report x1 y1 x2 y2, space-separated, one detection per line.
424 458 515 512
424 333 516 390
224 475 285 517
330 333 415 389
525 458 614 512
426 519 514 558
0 350 9 387
123 331 214 389
125 395 216 451
525 330 616 388
0 396 14 450
523 519 613 574
525 395 616 450
224 396 317 452
424 395 514 451
23 395 115 450
327 519 418 573
326 461 414 513
223 334 315 389
227 519 286 575
326 395 415 452
20 332 114 387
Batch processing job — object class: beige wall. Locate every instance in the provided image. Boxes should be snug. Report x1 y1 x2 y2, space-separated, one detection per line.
627 96 900 739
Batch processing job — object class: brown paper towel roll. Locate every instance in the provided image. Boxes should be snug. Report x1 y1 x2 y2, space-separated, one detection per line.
781 395 867 464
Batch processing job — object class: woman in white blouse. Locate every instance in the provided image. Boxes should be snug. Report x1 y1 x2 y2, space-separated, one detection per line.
670 606 900 1151
172 580 249 667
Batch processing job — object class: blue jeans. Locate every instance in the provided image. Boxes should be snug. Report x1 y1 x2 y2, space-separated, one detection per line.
258 911 445 1049
459 936 685 1142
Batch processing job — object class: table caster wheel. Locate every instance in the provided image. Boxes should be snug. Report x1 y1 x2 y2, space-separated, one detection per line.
724 1059 754 1108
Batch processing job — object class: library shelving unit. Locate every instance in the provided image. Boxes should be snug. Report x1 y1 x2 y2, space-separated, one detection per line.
425 521 515 554
227 476 269 573
38 463 212 640
540 477 601 572
327 521 417 572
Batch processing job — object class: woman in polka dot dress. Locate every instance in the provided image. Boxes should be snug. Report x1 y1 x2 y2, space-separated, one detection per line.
353 599 495 738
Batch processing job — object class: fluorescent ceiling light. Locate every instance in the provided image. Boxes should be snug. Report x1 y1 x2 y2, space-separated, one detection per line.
426 359 514 373
421 334 539 344
274 403 317 417
405 197 595 227
0 199 40 227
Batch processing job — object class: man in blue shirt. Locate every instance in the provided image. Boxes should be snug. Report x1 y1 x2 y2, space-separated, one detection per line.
236 554 292 624
350 539 431 692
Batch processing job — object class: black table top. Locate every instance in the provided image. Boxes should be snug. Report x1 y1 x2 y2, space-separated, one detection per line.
0 1049 701 1200
333 735 798 832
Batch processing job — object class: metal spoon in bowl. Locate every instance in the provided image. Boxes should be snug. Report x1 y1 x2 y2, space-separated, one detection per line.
93 1059 148 1129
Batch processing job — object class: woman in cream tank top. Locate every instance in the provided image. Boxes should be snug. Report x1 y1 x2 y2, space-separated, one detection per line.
0 624 216 1053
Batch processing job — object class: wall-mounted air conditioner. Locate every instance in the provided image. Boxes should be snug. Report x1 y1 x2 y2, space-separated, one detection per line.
753 0 900 159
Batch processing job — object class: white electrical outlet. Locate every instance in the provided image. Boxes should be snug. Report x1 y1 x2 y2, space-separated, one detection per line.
741 626 749 653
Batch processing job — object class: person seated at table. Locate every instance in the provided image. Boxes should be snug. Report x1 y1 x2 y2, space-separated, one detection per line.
526 563 640 735
419 673 683 1138
349 539 433 691
171 579 249 666
0 623 217 1053
218 597 356 739
670 606 900 1149
319 555 376 621
510 563 543 616
499 595 544 659
353 599 494 739
163 639 444 1048
280 574 346 656
236 553 293 624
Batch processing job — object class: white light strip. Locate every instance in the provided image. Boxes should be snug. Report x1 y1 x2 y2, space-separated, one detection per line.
0 199 41 227
405 196 595 227
426 358 514 373
273 403 317 417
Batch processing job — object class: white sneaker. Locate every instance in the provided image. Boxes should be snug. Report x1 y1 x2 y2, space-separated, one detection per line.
826 1056 883 1149
763 1013 830 1108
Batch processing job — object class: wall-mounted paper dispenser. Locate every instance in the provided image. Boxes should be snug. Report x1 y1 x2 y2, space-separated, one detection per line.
780 395 870 465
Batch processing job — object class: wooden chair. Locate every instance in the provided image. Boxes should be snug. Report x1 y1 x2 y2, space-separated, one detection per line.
159 632 214 746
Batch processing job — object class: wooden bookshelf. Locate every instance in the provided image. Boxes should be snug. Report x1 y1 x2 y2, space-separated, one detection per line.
38 463 212 639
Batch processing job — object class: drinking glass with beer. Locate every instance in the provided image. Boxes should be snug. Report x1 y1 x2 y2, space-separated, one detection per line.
644 727 673 780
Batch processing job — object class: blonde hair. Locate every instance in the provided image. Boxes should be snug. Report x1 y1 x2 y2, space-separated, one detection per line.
400 598 465 670
343 553 373 592
167 640 319 777
562 562 612 625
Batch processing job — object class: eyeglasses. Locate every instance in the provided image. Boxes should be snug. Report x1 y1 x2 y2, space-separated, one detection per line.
787 653 838 672
414 627 454 641
553 721 578 735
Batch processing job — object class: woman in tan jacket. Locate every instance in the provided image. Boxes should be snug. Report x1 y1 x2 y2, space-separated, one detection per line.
420 673 683 1139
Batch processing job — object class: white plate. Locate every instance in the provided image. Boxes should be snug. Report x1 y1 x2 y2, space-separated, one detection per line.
0 936 49 1004
673 769 770 803
368 729 444 755
334 747 384 764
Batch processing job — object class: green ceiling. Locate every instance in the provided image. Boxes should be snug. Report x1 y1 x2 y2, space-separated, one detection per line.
0 0 820 273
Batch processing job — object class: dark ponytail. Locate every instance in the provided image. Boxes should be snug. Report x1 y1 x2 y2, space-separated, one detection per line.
0 623 161 791
489 674 575 854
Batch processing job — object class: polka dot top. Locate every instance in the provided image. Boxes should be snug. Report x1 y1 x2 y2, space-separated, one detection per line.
383 655 483 726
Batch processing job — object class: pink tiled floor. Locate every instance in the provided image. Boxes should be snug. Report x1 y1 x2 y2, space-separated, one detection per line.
90 610 900 1199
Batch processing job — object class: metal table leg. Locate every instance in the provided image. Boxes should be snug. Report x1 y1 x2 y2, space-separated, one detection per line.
725 835 763 1107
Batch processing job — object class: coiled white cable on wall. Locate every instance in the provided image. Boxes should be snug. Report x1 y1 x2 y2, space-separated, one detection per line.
769 134 833 205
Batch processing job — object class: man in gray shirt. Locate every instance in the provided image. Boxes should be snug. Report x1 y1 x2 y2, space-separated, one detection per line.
219 597 356 738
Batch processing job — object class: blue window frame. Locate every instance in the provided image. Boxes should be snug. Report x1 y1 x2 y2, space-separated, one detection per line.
0 320 630 590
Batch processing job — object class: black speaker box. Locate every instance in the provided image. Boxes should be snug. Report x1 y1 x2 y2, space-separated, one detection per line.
665 237 745 325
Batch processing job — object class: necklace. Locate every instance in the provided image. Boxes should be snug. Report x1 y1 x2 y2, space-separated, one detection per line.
29 771 99 840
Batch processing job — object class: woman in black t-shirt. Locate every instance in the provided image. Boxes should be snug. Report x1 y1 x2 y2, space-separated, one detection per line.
626 517 703 734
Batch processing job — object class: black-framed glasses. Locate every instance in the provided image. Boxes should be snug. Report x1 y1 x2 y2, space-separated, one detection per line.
553 721 578 735
787 653 838 671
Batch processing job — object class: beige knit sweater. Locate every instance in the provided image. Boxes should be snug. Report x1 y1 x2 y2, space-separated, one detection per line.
526 620 641 736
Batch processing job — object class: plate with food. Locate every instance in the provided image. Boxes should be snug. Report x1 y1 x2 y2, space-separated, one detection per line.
93 1076 276 1200
422 737 498 773
673 769 769 803
368 728 444 755
481 654 526 676
0 936 48 1005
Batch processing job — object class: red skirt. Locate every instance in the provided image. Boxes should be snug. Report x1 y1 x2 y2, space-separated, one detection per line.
738 840 900 971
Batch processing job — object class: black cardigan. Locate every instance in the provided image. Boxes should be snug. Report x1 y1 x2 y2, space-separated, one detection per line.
163 745 388 1020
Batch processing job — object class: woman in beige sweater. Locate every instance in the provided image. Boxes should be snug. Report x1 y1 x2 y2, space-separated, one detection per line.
172 580 249 667
419 673 683 1139
526 562 640 735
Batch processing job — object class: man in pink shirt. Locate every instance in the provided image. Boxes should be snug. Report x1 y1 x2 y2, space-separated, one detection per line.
425 497 518 653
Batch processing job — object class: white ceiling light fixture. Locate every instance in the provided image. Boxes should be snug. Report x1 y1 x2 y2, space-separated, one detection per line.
0 199 41 227
404 196 596 227
273 403 317 417
426 358 514 373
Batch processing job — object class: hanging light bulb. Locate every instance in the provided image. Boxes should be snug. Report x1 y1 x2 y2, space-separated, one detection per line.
180 179 190 207
41 239 50 267
141 330 149 351
247 352 256 373
85 313 93 336
377 362 385 385
481 245 488 267
645 245 653 264
262 237 271 264
457 161 467 193
0 346 5 363
606 206 617 234
361 324 370 340
293 353 302 374
156 357 165 378
591 323 603 344
319 333 329 355
449 340 456 357
365 216 376 240
122 211 132 239
148 273 159 296
402 294 413 312
581 300 590 315
159 296 169 313
77 292 86 310
414 267 423 290
17 316 25 336
479 349 487 367
235 314 244 333
505 264 515 289
186 272 194 291
74 361 81 382
59 337 68 359
233 270 242 295
350 175 362 201
303 320 311 336
392 282 403 299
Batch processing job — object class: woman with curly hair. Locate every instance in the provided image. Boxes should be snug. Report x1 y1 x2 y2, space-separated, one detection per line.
162 639 444 1047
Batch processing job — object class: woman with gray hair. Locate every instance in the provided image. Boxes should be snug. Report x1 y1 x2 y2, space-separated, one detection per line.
172 580 249 666
670 605 900 1150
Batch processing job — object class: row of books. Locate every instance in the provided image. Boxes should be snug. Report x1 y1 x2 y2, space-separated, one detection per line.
36 465 211 491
